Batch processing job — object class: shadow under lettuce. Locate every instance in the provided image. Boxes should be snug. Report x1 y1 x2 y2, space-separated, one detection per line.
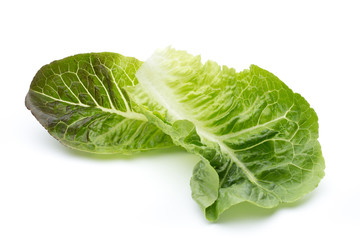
62 145 186 161
215 190 320 224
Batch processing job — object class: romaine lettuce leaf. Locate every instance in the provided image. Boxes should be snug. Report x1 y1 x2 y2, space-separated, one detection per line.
127 47 325 221
26 53 174 154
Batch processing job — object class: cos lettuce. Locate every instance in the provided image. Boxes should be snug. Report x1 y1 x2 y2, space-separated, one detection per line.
26 49 324 221
26 53 173 154
127 47 325 221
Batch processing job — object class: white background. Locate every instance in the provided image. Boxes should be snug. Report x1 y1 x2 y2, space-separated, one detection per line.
1 0 359 239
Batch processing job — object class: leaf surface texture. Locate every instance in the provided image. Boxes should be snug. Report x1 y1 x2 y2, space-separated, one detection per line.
127 47 325 221
26 53 173 153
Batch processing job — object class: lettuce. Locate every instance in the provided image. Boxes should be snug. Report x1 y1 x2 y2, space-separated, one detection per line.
26 53 173 154
26 49 325 221
127 47 325 221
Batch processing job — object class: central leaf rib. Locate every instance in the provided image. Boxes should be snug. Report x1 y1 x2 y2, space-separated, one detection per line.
135 53 261 187
194 125 259 185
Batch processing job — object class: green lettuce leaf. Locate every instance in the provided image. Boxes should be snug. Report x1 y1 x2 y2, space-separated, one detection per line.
26 53 174 154
127 47 325 221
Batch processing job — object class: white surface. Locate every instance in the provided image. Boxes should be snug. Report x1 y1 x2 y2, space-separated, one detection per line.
1 0 359 239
